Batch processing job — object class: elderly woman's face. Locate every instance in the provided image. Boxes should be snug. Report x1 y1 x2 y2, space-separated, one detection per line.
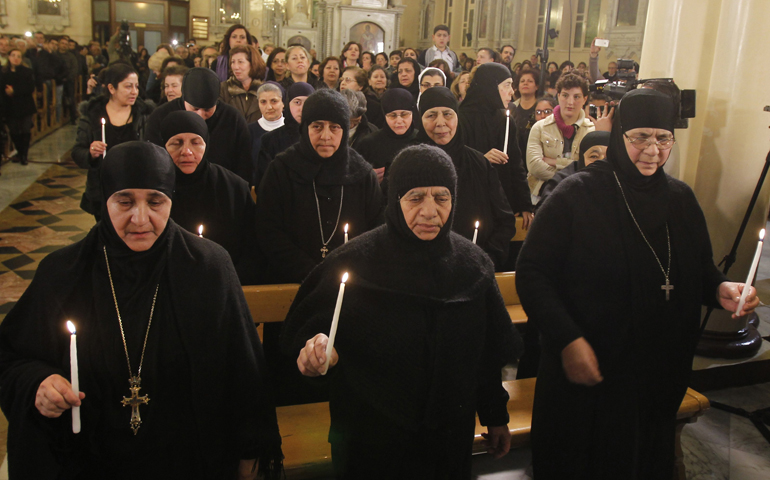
583 145 607 167
165 133 206 174
400 186 452 241
623 127 674 176
422 107 458 145
163 75 183 102
498 78 514 107
308 120 343 158
339 71 362 91
107 189 171 252
259 91 284 121
385 110 412 135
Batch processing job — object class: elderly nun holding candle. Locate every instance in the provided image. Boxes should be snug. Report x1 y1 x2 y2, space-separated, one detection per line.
282 144 523 479
0 142 282 479
516 88 759 479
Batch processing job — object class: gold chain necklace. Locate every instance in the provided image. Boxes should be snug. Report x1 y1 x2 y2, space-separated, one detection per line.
613 172 674 301
103 246 159 435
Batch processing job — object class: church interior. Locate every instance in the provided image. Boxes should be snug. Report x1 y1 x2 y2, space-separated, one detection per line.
0 0 769 478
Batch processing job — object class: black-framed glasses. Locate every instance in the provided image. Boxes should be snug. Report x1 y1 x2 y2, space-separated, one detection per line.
536 109 553 116
623 133 675 150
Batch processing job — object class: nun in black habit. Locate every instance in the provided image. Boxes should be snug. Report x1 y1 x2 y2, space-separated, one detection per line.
281 145 523 479
145 67 254 185
515 89 759 479
417 87 517 270
255 81 315 189
161 111 262 285
356 88 419 194
255 89 383 405
0 142 282 479
458 63 533 227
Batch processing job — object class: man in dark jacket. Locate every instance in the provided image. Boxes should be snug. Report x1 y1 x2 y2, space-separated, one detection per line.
146 68 254 185
55 39 79 124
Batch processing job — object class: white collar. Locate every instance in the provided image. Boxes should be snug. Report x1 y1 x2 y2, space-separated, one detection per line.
258 116 285 131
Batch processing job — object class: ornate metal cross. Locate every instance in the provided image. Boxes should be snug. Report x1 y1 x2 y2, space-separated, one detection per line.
121 376 150 435
661 279 674 301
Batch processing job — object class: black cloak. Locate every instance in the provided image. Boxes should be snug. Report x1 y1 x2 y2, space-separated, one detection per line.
255 82 315 189
458 63 532 215
515 89 728 478
417 87 517 270
281 145 522 479
0 142 282 479
161 111 262 285
145 97 253 185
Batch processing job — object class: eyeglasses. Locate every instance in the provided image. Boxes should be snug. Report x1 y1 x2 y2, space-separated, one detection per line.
536 109 553 116
623 133 675 150
385 112 413 120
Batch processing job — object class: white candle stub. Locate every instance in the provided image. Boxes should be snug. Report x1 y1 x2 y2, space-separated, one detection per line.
323 272 349 375
344 223 349 244
198 225 204 238
67 320 81 434
736 228 765 316
472 220 479 244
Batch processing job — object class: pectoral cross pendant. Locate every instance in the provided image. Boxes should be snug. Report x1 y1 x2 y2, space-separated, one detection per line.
661 279 674 301
121 376 150 435
321 245 329 258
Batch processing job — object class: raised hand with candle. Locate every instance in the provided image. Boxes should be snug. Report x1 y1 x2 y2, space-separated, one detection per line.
297 333 340 376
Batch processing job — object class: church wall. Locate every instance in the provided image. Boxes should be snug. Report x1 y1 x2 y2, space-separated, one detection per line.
4 0 93 45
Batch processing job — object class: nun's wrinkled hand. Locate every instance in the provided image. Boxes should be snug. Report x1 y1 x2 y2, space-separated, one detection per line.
35 374 85 418
561 337 603 386
588 104 614 132
89 141 107 158
718 282 760 318
297 333 339 377
484 149 508 165
374 167 385 184
481 425 511 459
517 211 533 230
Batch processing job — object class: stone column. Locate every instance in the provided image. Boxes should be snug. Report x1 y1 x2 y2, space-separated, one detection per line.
640 0 770 357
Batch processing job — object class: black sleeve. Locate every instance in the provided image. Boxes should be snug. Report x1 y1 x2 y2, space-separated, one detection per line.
363 168 385 230
232 113 254 185
71 115 97 169
144 109 163 146
255 133 276 190
255 162 318 283
484 162 517 269
504 119 533 214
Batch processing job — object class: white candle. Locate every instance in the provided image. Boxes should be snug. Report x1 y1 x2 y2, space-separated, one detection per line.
66 321 80 434
323 272 348 375
736 228 765 315
198 225 204 238
503 109 510 156
101 118 106 158
344 224 349 244
472 220 479 244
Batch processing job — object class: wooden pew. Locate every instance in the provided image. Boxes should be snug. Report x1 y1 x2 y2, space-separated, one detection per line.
244 281 708 480
512 215 527 242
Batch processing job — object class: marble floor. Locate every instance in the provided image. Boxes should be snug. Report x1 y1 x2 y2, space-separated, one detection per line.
0 129 769 478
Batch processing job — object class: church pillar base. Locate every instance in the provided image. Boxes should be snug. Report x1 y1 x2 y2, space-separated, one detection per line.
696 312 763 359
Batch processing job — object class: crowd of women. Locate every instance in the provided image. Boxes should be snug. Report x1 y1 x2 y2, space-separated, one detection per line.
0 22 762 480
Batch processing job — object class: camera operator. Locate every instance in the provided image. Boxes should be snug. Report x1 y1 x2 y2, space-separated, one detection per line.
517 87 758 479
107 23 136 67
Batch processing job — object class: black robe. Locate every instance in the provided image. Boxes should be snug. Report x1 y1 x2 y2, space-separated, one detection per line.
255 120 300 190
515 165 727 478
145 98 254 185
349 114 378 153
0 221 281 479
363 91 385 129
356 121 419 198
281 224 522 479
169 160 262 285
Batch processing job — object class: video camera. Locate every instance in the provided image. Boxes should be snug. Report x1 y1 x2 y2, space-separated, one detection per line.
119 20 132 56
589 59 696 129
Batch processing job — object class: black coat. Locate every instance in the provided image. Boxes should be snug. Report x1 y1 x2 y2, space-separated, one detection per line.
255 123 299 190
0 66 37 119
515 166 727 477
363 90 385 129
71 96 155 215
0 222 281 479
145 98 254 185
349 114 378 153
170 160 262 285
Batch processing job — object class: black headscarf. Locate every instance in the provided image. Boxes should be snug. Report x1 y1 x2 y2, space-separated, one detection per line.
380 88 416 139
160 111 210 186
389 58 421 100
602 88 676 233
282 88 370 186
577 130 610 170
458 63 511 151
283 81 315 134
182 68 221 109
416 87 465 160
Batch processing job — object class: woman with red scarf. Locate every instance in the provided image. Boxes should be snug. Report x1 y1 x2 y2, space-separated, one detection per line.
526 73 595 204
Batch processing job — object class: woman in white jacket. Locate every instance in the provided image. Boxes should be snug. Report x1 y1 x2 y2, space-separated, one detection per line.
526 74 595 203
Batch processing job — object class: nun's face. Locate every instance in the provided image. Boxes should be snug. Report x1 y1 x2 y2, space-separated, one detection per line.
583 145 607 167
165 133 206 174
623 127 674 176
185 101 217 120
308 120 343 158
289 96 308 123
385 110 412 135
108 189 171 252
400 186 452 241
258 91 284 121
498 78 514 106
422 107 458 145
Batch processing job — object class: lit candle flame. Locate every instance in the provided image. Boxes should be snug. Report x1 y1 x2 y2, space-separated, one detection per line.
198 225 204 236
475 221 479 229
761 229 766 241
101 118 106 125
506 109 510 117
342 272 349 283
66 320 76 335
344 223 348 233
